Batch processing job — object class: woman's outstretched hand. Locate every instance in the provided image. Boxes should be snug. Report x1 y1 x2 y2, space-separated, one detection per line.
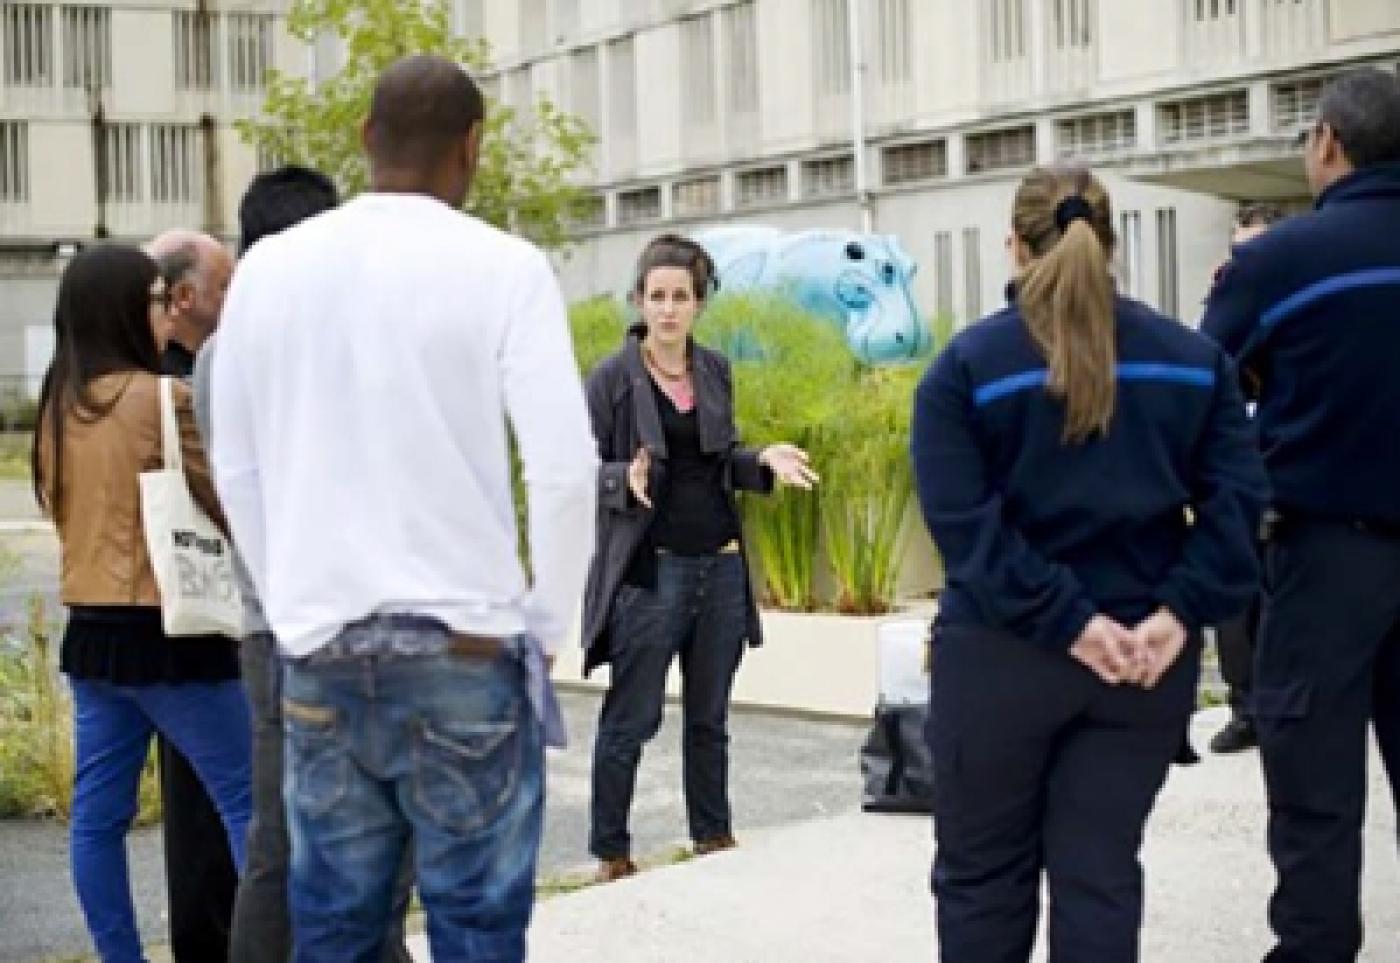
760 443 820 489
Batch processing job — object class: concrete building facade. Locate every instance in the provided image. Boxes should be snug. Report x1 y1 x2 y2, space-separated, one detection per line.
2 0 1399 400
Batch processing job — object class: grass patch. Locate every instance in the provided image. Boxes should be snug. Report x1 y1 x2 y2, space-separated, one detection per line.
0 433 30 481
0 594 161 823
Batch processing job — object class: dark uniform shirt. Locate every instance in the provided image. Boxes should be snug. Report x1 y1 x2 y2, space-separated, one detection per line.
1202 162 1400 526
912 290 1268 650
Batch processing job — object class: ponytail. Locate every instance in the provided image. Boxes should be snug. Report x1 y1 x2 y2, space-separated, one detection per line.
1011 167 1118 443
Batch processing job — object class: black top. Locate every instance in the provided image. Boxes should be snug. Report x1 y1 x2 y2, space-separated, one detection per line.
61 607 241 685
162 342 196 380
647 380 740 555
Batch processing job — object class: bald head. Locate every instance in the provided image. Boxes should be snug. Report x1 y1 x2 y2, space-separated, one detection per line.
363 55 485 207
147 230 234 350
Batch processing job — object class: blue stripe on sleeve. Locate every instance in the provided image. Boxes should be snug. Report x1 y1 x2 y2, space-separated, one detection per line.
973 363 1214 407
1260 268 1400 330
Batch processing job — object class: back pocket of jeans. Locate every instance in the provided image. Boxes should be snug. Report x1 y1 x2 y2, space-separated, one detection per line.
412 707 523 837
283 699 348 819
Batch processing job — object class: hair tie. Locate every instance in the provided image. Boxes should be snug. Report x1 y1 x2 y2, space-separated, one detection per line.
1053 194 1094 233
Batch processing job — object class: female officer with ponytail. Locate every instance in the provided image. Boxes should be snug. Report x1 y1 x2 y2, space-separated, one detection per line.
912 166 1268 962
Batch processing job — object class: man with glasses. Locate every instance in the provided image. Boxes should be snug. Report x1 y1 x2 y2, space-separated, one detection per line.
1202 68 1400 962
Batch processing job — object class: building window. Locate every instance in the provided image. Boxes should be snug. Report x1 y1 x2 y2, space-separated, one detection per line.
966 125 1036 174
506 66 533 115
1158 90 1249 146
1188 0 1238 22
673 176 721 218
453 0 484 39
985 0 1028 63
228 13 272 93
102 123 143 203
1055 109 1136 159
934 231 954 320
963 227 982 320
801 154 855 199
173 10 217 91
724 2 759 118
874 0 912 85
680 15 717 129
2 4 54 88
569 47 601 134
1050 0 1094 49
570 192 606 230
0 122 29 202
150 124 202 204
1120 210 1142 298
61 6 111 90
519 0 546 53
1183 0 1243 62
549 0 578 43
1271 75 1328 134
812 0 851 98
882 139 947 185
617 186 662 226
1156 207 1178 317
735 165 788 209
256 142 281 175
608 37 636 145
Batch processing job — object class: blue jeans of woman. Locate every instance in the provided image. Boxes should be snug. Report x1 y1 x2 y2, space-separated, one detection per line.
589 552 749 859
69 678 253 963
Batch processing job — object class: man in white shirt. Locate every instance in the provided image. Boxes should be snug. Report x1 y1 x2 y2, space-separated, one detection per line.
209 55 597 961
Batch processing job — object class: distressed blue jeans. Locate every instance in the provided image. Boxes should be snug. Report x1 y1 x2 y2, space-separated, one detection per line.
282 637 544 963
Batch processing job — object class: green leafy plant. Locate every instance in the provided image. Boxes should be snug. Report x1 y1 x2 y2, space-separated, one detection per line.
816 365 922 614
567 296 627 376
696 295 851 610
237 0 596 252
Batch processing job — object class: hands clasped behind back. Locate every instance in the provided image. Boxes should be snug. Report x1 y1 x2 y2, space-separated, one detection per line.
1069 607 1188 688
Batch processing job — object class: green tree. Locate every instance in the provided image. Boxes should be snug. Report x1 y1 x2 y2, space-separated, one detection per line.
236 0 596 251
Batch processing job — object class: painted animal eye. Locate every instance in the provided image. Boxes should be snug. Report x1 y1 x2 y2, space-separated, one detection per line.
844 242 866 260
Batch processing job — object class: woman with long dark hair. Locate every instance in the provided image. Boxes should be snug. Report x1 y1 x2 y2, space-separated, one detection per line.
34 244 251 963
912 167 1268 961
581 233 817 882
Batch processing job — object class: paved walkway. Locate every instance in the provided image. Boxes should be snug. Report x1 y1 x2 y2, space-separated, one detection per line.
410 707 1400 963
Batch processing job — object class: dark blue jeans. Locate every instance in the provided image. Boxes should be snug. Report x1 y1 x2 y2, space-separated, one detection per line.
282 644 543 963
590 552 748 859
69 678 252 963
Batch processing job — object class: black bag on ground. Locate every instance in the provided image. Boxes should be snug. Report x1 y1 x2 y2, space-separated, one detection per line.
860 702 934 814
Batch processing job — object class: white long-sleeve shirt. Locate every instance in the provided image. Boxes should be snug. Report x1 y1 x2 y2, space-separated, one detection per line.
209 193 598 657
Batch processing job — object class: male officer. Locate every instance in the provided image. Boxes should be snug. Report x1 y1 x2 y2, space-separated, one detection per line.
1202 68 1400 962
1210 202 1284 756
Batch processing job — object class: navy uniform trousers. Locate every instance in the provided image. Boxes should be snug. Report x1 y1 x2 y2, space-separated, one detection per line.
1257 517 1400 963
927 623 1199 963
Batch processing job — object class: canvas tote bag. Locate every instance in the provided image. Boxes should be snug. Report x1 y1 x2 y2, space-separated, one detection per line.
139 376 244 637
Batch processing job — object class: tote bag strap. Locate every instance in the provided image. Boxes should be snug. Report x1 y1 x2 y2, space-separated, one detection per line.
158 376 185 476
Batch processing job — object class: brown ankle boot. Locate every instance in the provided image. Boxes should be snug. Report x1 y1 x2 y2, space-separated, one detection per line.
693 834 737 857
594 856 638 883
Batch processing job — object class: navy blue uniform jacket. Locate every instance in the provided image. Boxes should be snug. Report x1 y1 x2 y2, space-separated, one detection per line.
912 293 1269 651
1201 162 1400 525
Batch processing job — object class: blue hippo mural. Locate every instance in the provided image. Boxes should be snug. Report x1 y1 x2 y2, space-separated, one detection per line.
692 226 932 365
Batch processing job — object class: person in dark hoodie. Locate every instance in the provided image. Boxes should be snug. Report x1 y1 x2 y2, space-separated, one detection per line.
912 165 1267 962
1201 67 1400 963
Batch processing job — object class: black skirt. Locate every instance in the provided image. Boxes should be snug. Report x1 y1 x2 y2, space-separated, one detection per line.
61 606 240 686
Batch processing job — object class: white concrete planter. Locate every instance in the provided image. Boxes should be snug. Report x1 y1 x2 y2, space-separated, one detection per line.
554 602 937 722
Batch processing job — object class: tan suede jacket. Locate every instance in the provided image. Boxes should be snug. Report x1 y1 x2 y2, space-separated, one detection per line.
38 371 228 607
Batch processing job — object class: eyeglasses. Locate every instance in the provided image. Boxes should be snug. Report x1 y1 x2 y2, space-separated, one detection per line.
149 281 170 308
